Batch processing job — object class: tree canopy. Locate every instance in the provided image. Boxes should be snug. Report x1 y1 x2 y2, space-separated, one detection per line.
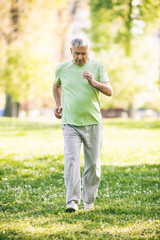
89 0 160 55
89 0 160 113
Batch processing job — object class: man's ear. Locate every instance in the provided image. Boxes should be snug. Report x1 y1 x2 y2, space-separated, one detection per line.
70 48 73 54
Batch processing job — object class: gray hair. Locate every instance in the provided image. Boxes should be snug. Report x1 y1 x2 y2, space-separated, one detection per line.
71 37 90 49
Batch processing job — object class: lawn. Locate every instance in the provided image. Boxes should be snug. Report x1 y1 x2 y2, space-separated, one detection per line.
0 118 160 239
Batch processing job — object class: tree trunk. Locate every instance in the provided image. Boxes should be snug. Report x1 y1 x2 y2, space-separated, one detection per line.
12 102 20 117
128 103 134 118
4 94 12 117
3 0 20 117
4 94 20 117
125 0 133 56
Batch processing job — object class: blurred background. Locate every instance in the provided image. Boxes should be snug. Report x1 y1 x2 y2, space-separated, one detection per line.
0 0 160 121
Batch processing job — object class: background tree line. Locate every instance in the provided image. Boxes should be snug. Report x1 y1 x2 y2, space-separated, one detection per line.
0 0 160 117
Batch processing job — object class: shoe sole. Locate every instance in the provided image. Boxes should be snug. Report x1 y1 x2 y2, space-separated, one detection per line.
65 207 76 213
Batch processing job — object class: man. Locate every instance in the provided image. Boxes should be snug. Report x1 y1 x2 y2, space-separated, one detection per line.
53 37 113 212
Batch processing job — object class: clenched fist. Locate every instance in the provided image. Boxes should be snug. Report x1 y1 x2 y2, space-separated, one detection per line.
83 71 94 85
54 106 62 119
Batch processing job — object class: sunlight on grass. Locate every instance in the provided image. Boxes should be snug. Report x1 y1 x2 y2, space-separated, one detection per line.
0 118 159 239
1 217 83 238
104 219 160 238
102 120 160 166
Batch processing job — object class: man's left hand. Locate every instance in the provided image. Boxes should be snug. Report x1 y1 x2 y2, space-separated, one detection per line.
83 71 95 86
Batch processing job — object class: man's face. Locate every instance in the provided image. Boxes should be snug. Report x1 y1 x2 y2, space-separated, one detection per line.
70 45 89 66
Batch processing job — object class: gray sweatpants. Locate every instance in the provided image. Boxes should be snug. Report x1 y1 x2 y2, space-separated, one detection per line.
62 124 102 204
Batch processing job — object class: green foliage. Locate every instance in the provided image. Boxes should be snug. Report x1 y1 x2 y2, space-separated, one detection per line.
89 1 160 110
99 48 141 109
0 0 59 106
99 35 159 109
0 43 50 103
89 0 160 55
0 118 159 239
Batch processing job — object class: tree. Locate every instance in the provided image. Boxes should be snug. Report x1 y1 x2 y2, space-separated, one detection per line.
0 0 83 117
99 36 159 109
0 0 24 116
89 0 160 55
1 43 49 101
0 0 56 117
89 0 160 116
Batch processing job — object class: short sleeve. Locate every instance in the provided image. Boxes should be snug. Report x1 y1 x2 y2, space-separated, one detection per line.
98 63 110 83
55 65 62 85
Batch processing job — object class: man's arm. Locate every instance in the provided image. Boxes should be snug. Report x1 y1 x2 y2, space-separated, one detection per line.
91 81 113 96
52 82 62 119
83 71 113 96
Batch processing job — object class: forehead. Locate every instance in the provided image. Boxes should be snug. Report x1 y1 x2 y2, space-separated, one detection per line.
72 45 89 52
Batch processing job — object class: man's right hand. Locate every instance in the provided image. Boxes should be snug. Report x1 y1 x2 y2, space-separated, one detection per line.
54 106 63 119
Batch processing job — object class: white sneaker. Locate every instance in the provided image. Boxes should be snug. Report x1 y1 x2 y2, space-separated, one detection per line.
84 202 94 210
65 200 78 212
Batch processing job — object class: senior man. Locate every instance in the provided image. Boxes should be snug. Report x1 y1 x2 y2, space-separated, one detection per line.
53 37 113 212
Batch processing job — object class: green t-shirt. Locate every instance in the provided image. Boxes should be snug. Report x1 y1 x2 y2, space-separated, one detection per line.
55 59 109 126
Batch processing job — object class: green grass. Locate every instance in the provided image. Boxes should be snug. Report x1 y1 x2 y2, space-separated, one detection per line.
0 118 160 239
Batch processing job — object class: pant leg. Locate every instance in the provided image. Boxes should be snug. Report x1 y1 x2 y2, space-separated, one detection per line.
81 124 102 203
62 124 82 204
